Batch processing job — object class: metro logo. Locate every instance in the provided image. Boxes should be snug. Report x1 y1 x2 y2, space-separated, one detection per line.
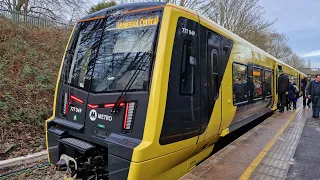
89 109 97 121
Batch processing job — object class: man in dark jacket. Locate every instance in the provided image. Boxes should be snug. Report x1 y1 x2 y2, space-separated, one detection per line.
307 74 320 118
301 74 312 108
278 70 290 112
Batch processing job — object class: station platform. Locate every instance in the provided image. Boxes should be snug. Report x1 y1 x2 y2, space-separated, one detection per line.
180 101 318 180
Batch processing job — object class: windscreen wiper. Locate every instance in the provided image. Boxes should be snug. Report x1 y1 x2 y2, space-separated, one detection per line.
111 52 149 114
111 16 161 114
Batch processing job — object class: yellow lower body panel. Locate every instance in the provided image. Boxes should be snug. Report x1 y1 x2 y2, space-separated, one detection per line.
219 128 229 137
128 145 214 180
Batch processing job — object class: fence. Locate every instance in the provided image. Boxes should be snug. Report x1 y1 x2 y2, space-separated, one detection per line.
0 9 69 28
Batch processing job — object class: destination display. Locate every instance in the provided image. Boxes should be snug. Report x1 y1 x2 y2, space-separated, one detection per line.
116 16 159 29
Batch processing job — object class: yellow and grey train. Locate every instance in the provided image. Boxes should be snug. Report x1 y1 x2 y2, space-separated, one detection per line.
45 2 305 180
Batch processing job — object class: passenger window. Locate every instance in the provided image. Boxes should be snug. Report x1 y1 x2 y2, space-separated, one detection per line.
233 63 248 104
265 70 272 96
207 31 220 101
180 40 194 95
253 68 262 99
209 49 219 99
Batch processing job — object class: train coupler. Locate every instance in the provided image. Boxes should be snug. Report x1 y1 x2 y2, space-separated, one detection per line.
55 138 108 179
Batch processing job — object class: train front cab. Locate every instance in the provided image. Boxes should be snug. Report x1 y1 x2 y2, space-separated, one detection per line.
128 5 235 180
45 3 235 180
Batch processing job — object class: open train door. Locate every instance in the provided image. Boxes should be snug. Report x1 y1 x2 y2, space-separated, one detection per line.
275 63 282 110
298 74 301 93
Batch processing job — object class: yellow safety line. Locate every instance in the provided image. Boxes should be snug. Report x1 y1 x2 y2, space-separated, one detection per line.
239 106 302 180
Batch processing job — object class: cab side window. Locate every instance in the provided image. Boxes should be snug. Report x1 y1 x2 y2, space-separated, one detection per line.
180 40 194 95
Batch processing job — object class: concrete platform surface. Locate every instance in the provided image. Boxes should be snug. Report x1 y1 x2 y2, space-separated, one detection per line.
180 102 312 180
287 109 320 180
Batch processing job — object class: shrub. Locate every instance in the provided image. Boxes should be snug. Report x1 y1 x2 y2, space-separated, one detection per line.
0 18 71 126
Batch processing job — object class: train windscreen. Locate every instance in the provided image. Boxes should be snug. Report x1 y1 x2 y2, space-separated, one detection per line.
66 11 160 93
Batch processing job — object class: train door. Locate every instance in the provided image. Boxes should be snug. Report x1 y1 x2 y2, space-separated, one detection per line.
298 74 301 91
159 16 201 145
275 64 281 107
201 30 222 140
199 25 233 140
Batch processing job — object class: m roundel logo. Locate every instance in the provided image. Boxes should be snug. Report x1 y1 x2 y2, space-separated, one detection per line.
89 109 97 121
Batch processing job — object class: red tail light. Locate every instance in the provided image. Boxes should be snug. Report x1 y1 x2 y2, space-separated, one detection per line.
123 102 136 132
70 95 84 104
104 103 125 108
88 104 99 109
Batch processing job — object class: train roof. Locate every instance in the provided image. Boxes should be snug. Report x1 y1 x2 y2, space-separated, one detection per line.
196 11 304 75
166 4 305 75
79 2 304 75
80 2 166 21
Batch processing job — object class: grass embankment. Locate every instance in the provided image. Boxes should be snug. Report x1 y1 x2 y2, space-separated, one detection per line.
0 18 70 159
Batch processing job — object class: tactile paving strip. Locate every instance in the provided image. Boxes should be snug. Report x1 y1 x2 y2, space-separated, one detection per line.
250 108 310 180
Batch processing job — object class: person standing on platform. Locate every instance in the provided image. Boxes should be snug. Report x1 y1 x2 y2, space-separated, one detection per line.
277 70 290 113
292 82 299 110
301 74 312 109
307 74 320 118
286 79 295 111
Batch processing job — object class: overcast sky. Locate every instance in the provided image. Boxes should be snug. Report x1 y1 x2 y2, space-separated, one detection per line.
259 0 320 68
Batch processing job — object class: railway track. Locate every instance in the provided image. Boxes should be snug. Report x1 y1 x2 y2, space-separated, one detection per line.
0 162 50 179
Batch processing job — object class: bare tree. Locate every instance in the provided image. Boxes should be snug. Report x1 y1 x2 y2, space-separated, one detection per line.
1 0 307 70
200 0 275 48
262 33 307 70
265 33 293 59
199 0 307 70
1 0 90 23
281 53 306 70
